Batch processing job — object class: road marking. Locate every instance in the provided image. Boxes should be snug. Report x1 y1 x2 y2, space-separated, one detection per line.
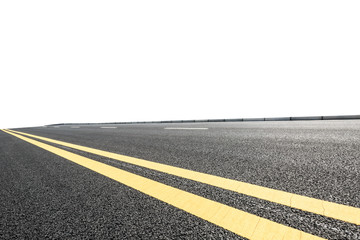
2 129 323 240
53 126 60 128
7 129 360 225
164 128 208 130
71 126 80 128
100 127 117 129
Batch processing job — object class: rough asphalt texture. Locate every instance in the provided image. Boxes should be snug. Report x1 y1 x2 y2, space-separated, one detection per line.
1 120 360 239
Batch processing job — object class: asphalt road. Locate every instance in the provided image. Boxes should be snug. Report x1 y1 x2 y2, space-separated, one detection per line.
1 120 360 239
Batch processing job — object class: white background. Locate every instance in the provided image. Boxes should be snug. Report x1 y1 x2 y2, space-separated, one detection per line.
1 1 359 129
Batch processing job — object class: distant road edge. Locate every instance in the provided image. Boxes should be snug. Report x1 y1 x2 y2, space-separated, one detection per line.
46 115 360 126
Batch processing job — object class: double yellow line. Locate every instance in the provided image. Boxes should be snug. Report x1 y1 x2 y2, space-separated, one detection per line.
3 129 358 239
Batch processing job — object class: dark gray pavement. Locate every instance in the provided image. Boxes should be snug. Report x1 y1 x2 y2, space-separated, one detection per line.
1 120 360 239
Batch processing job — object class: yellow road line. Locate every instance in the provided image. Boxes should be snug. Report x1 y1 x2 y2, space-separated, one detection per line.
8 129 360 226
2 129 324 240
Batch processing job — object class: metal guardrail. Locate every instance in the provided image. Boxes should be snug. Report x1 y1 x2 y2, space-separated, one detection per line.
46 115 360 126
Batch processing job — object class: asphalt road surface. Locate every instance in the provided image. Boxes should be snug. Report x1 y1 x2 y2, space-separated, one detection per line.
1 120 360 239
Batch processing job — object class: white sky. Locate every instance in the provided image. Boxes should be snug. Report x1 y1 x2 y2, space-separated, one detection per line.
1 1 359 129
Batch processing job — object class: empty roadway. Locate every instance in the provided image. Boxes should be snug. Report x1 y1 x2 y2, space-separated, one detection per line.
1 120 360 239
